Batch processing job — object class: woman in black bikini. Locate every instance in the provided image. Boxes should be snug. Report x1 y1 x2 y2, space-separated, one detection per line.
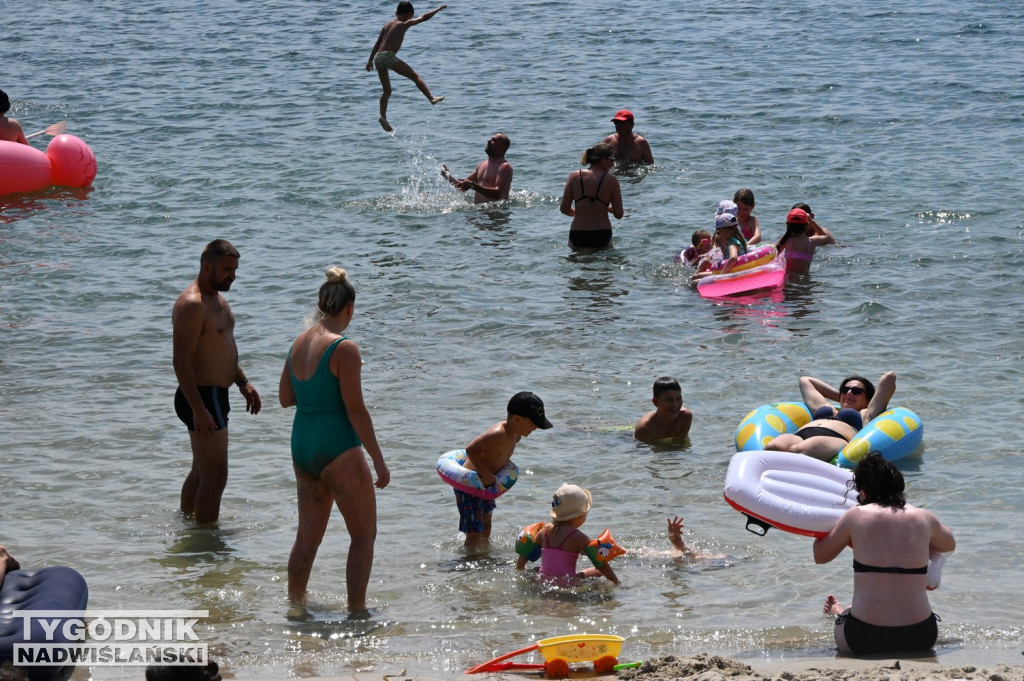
765 372 896 462
559 143 623 249
814 452 956 655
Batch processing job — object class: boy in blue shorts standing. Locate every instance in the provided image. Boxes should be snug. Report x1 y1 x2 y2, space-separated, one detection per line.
455 392 552 548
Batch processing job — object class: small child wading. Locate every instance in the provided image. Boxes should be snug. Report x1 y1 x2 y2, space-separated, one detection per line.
515 484 621 586
366 2 447 132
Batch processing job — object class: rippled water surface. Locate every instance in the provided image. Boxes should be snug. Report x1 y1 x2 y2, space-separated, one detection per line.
3 1 1024 677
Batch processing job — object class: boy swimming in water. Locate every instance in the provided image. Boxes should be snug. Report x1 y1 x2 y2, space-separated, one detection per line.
366 2 447 132
634 377 693 445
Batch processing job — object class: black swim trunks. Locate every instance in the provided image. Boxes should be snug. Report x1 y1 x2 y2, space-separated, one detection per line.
837 611 938 654
569 229 613 249
174 385 230 431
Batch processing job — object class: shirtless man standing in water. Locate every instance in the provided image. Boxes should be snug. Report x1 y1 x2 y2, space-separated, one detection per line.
366 2 447 132
441 133 513 203
602 109 653 165
172 239 261 524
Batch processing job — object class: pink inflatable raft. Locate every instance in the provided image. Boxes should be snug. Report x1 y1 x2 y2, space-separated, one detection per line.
0 134 97 196
696 259 785 299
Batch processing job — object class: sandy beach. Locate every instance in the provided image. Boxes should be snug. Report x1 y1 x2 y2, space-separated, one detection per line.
268 654 1024 681
619 655 1024 680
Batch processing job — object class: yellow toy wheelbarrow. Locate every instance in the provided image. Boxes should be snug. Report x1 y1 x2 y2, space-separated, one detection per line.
465 634 625 678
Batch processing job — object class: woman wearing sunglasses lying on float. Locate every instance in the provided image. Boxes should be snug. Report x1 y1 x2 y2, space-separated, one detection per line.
765 372 896 462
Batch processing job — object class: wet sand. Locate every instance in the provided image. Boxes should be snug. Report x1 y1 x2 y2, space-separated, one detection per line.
251 652 1024 681
618 654 1024 680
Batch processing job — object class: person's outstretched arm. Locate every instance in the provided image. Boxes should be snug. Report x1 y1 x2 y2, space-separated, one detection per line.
410 4 447 25
667 516 696 557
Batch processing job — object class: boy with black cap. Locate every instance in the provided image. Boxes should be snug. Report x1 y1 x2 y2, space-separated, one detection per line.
455 391 552 548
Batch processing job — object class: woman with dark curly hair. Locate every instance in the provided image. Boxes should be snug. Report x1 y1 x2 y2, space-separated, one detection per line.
814 452 956 655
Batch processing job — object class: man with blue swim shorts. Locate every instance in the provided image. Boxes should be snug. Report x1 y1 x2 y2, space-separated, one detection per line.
174 385 230 431
172 239 261 524
454 392 553 548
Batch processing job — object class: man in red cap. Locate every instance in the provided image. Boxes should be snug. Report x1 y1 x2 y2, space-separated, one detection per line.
602 109 653 165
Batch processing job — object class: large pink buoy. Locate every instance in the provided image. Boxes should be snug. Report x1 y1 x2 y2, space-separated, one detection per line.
47 134 97 188
0 140 53 195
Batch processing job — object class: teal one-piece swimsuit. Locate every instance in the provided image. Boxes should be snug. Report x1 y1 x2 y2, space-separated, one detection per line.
288 336 362 477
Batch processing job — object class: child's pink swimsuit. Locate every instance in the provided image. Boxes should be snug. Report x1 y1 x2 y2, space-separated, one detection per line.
539 528 582 577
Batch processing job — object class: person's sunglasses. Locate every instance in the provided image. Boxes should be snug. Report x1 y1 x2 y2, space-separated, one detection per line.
840 386 865 396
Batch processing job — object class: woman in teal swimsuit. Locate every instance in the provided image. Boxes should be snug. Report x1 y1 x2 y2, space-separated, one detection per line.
278 267 390 613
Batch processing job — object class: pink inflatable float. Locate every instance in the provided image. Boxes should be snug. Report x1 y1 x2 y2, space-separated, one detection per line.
0 134 97 195
696 260 785 299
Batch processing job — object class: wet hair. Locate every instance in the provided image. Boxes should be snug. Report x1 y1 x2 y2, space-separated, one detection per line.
653 376 681 398
0 90 9 116
581 143 614 165
396 2 413 16
317 266 356 317
778 202 817 250
852 452 906 509
733 188 755 207
199 239 240 264
691 229 711 247
776 220 808 250
840 375 875 401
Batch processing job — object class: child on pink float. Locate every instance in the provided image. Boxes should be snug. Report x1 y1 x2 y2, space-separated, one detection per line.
677 229 713 266
691 213 748 282
733 188 761 245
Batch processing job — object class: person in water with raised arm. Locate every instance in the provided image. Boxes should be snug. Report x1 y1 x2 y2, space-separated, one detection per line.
366 2 447 132
442 133 513 203
765 372 896 462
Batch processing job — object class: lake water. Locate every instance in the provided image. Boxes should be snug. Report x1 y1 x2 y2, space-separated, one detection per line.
3 0 1023 677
